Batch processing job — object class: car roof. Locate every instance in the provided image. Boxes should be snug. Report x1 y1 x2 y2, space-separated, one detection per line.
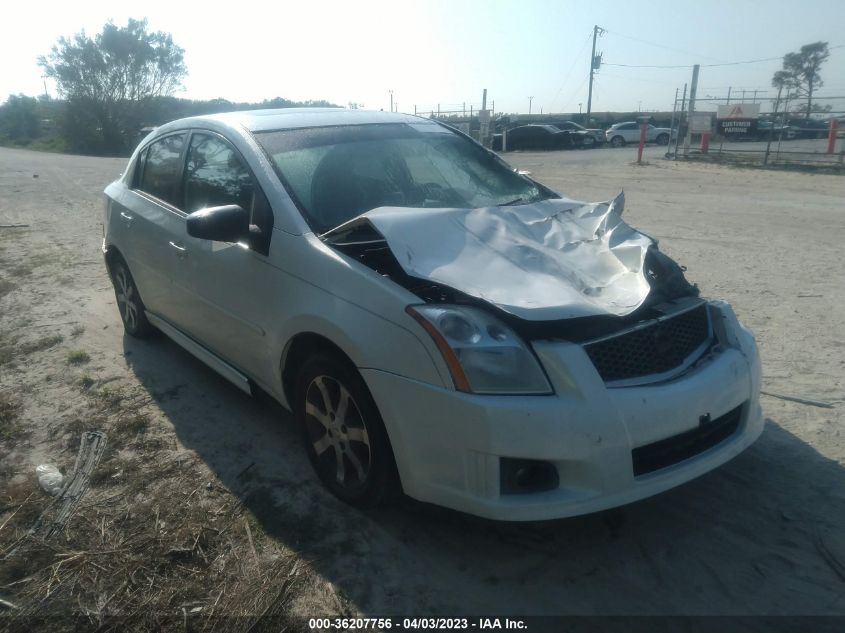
162 108 433 133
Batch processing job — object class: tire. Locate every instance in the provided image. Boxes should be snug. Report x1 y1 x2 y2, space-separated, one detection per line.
656 133 670 145
109 257 155 338
295 351 398 507
610 135 625 148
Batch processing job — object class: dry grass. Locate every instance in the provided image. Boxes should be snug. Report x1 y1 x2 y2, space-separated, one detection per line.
0 277 16 298
79 372 95 391
0 376 311 632
20 334 64 355
65 349 91 365
1 471 306 631
0 390 24 443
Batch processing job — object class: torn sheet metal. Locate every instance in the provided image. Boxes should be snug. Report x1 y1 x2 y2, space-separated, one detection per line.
344 193 656 321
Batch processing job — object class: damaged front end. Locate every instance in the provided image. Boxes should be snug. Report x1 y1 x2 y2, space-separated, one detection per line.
323 193 711 389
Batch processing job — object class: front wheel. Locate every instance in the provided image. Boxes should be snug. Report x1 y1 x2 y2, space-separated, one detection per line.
610 135 625 148
656 133 670 145
295 351 398 506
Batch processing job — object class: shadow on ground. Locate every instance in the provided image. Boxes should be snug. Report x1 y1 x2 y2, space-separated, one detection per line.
123 333 845 617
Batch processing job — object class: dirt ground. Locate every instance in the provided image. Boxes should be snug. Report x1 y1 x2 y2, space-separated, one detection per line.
0 145 844 627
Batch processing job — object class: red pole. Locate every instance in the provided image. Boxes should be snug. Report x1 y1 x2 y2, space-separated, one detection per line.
637 123 647 163
828 119 838 154
701 132 710 154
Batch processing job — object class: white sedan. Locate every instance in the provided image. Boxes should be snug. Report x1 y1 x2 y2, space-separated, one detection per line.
103 108 763 520
606 121 672 147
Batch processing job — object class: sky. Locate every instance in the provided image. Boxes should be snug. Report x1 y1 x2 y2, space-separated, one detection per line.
3 0 844 116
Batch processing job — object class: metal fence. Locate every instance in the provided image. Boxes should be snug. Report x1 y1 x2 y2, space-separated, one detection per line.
668 92 845 169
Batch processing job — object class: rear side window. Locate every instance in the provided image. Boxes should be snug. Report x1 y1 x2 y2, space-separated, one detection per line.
139 134 187 207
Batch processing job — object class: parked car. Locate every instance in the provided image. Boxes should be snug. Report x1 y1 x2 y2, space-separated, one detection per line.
492 124 595 151
104 109 763 521
785 118 831 139
605 122 672 147
548 120 605 145
756 119 797 141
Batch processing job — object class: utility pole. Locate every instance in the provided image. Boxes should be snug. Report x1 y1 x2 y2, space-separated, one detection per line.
764 84 783 165
666 87 679 159
673 83 687 159
726 87 731 104
389 90 393 112
586 25 604 122
683 64 700 156
528 96 534 115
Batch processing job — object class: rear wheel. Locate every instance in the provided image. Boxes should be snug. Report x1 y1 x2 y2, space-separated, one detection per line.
295 351 398 506
610 135 625 148
110 258 154 338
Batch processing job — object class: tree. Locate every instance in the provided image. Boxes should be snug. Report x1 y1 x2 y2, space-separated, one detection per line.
38 19 187 154
0 94 40 141
771 42 830 119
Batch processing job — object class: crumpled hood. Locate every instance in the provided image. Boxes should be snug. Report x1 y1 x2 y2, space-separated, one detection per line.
334 193 657 321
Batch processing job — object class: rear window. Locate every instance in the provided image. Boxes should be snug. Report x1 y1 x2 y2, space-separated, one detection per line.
138 134 187 208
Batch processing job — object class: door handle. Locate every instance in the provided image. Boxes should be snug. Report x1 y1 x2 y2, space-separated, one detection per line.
120 211 133 222
168 241 188 259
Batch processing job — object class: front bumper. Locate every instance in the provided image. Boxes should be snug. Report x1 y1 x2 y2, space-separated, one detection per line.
364 302 763 521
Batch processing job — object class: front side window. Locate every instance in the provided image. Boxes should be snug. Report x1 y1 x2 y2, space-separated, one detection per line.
183 134 255 214
256 123 552 233
138 134 187 207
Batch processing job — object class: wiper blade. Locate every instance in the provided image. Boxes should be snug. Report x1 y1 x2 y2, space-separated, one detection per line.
500 197 528 206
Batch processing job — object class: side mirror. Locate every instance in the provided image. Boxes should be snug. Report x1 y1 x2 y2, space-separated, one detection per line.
186 205 249 243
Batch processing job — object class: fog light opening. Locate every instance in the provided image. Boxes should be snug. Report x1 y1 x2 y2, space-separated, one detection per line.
500 458 559 495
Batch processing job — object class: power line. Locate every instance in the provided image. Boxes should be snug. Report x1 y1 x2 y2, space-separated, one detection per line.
559 74 590 113
604 44 844 70
548 31 593 111
604 29 725 63
604 62 693 69
598 70 684 86
704 56 786 68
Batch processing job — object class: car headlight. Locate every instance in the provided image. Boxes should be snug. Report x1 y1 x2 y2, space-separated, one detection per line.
407 305 553 395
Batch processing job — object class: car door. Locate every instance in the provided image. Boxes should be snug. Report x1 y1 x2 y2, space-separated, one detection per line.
620 123 640 142
508 127 528 150
118 132 189 320
525 127 544 150
175 131 276 377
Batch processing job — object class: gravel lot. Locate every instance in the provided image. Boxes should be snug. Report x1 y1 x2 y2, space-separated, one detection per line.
1 145 844 624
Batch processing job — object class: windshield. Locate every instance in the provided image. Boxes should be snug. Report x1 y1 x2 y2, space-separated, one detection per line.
255 122 551 233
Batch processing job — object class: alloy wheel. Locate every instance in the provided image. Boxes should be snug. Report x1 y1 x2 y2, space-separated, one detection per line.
304 375 372 489
114 265 139 331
